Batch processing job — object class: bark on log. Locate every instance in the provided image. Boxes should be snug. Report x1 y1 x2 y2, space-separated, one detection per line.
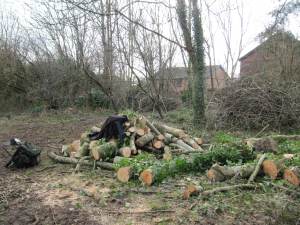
182 137 204 151
145 119 162 136
207 163 256 182
48 151 114 170
153 123 187 138
74 142 90 158
130 134 137 155
283 167 300 186
170 138 197 152
117 166 133 183
201 184 256 196
118 147 132 158
135 133 154 147
91 141 117 161
248 154 266 183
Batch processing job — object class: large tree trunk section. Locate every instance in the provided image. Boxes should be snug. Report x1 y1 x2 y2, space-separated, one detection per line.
48 151 114 170
91 141 117 161
117 166 133 183
75 142 90 158
118 147 132 158
283 167 300 186
207 163 256 182
262 159 285 179
139 168 156 186
135 133 154 148
153 123 187 139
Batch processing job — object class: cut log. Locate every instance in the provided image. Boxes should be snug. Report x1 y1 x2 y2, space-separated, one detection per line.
118 147 132 158
140 168 156 186
124 132 131 137
135 133 154 148
124 122 131 128
163 147 172 161
262 159 285 179
153 139 165 149
136 128 145 137
248 154 266 183
170 138 197 152
145 119 162 136
117 166 133 183
201 184 256 196
183 185 201 199
194 137 204 145
136 116 147 129
128 127 136 133
48 151 114 170
70 140 80 153
62 144 71 157
283 167 300 186
164 133 173 144
74 142 90 158
182 137 204 151
157 134 165 141
207 163 256 182
91 141 117 161
130 134 137 155
91 126 101 133
153 123 187 138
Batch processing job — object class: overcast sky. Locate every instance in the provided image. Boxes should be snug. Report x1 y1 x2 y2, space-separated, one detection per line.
1 0 299 73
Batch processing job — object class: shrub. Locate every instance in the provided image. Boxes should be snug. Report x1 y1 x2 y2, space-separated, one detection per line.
214 76 300 131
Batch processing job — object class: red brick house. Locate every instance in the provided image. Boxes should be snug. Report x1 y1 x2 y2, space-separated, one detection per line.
156 65 228 94
239 32 300 77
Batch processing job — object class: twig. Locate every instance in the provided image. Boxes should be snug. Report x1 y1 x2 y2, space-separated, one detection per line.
35 165 57 172
248 154 266 183
104 209 175 214
268 182 300 197
254 124 269 138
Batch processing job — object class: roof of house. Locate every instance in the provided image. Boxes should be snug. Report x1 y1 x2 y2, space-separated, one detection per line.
158 65 227 80
239 31 300 61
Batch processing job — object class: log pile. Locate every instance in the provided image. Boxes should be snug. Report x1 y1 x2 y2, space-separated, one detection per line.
48 114 300 188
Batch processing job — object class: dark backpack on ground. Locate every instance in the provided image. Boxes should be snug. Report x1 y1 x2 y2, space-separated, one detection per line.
5 139 41 168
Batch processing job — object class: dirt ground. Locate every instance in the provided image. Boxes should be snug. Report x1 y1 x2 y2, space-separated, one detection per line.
0 111 299 225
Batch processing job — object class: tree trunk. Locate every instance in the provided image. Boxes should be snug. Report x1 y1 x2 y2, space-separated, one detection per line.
48 151 114 170
207 163 257 182
118 147 132 158
91 141 117 161
153 123 187 138
262 159 285 179
117 166 133 183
